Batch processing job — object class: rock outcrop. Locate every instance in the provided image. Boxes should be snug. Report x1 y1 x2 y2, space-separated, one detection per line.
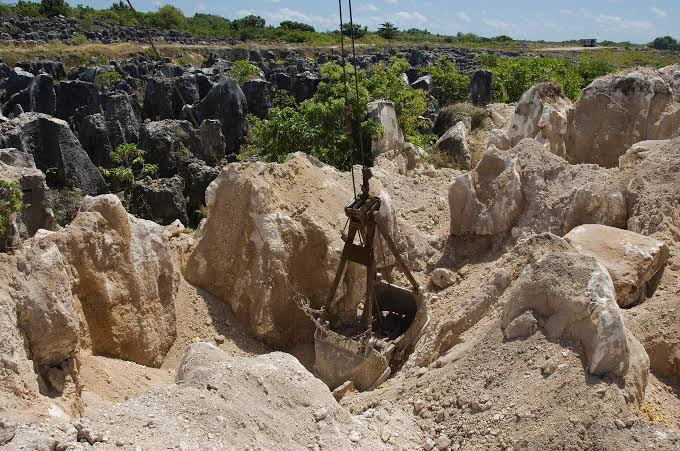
0 113 107 195
449 146 522 235
564 224 669 308
566 68 680 167
368 100 405 157
432 121 470 169
501 251 640 377
490 83 574 158
46 195 179 367
185 153 375 347
195 77 248 155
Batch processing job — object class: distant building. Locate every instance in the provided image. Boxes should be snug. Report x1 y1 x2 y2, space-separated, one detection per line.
580 39 597 47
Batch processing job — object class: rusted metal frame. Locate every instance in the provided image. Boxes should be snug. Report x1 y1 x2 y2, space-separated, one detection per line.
375 220 420 293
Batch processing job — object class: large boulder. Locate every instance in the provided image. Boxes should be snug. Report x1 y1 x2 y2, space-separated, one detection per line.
142 77 174 120
103 92 140 150
292 71 320 102
432 121 470 169
242 78 273 119
6 67 33 97
139 119 198 176
55 80 101 128
491 83 574 158
196 77 248 154
449 146 522 235
368 100 405 157
510 139 627 238
470 69 493 105
0 113 107 195
565 224 669 308
129 175 189 226
0 148 55 237
46 195 179 367
566 68 680 167
501 251 639 377
78 113 112 167
185 153 370 347
13 240 80 367
28 73 56 116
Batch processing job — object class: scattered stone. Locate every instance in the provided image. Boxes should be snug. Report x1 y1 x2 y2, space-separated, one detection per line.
430 268 459 289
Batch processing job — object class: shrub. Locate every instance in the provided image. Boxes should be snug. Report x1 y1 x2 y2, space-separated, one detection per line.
576 54 614 87
280 20 314 32
426 57 471 105
341 23 367 39
99 143 158 190
245 59 429 170
0 180 23 241
72 33 87 44
95 70 122 88
367 57 428 140
650 36 679 51
147 5 187 30
231 14 265 29
40 0 68 17
228 60 260 83
14 0 42 17
480 55 583 102
434 103 490 136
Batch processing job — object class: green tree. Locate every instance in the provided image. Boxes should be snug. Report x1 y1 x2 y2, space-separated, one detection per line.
377 22 398 39
148 5 187 29
40 0 69 17
341 22 367 38
650 36 679 50
232 14 265 29
280 20 315 32
427 57 471 105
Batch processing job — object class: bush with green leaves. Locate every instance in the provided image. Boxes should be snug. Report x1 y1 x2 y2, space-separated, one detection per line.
245 59 430 169
0 180 23 242
228 60 261 84
576 54 614 88
40 0 68 17
426 57 471 106
480 55 583 102
99 143 158 190
147 5 187 29
367 57 428 141
95 70 122 89
650 36 679 51
280 20 315 32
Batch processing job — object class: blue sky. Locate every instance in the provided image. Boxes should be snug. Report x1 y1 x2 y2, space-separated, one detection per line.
69 0 678 42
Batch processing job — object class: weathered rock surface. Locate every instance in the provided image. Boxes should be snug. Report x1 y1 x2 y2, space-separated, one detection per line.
368 100 405 157
491 83 574 158
565 224 669 308
566 68 680 167
501 251 641 377
46 195 179 367
185 153 369 347
129 175 189 226
0 148 55 237
432 121 470 169
0 113 107 195
449 146 522 235
13 240 79 367
196 76 248 155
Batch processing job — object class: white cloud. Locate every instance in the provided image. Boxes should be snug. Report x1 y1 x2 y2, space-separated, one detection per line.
596 14 652 31
651 7 667 18
394 11 427 23
481 17 514 31
197 2 206 12
385 0 398 4
559 9 573 15
457 12 471 23
359 3 380 12
262 8 336 30
236 9 254 17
